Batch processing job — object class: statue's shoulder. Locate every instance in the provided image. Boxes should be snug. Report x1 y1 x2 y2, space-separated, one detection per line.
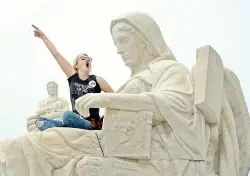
149 59 189 76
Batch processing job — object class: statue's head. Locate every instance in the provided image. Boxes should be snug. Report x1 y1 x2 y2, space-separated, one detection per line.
46 81 58 97
110 12 175 72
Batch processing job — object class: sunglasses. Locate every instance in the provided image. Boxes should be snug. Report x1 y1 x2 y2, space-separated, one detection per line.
78 55 93 61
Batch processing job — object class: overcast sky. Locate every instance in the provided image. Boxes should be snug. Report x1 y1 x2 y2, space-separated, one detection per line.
0 0 249 150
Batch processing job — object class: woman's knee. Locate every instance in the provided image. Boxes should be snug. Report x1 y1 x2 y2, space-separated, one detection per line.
62 110 72 119
62 111 75 123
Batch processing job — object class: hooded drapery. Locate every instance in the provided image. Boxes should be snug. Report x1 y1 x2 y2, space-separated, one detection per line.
111 12 176 60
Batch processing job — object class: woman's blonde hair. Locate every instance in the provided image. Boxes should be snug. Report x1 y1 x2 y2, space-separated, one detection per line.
72 53 88 71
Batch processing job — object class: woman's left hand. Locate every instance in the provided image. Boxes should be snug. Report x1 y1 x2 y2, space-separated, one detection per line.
75 93 110 116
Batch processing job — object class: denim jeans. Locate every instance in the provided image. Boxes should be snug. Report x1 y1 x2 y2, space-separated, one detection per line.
38 110 92 131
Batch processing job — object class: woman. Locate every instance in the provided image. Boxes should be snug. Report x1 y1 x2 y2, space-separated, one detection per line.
32 24 114 131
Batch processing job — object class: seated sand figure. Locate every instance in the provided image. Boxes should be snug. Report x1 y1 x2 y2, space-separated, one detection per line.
0 12 249 176
27 81 69 132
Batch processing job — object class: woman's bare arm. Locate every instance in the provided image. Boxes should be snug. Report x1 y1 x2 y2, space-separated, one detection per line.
32 25 76 78
96 76 114 93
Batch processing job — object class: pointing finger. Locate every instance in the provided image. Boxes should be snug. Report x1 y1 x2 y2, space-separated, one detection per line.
32 24 39 30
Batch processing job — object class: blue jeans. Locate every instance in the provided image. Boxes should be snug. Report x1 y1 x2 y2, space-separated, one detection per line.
38 110 92 131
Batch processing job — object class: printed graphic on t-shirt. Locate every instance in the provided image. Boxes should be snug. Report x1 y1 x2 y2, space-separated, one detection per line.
74 82 88 93
72 81 96 96
74 81 96 93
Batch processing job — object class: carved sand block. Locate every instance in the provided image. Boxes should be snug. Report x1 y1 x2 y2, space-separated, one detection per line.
192 45 225 175
102 109 152 159
194 45 224 124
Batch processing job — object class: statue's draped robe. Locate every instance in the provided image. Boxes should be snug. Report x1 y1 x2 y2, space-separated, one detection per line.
0 129 102 176
211 69 250 176
37 97 69 120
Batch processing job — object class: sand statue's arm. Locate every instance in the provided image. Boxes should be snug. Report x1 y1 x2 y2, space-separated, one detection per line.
76 63 192 122
35 101 47 116
76 92 165 124
35 108 47 116
76 93 156 115
35 106 57 116
51 100 70 118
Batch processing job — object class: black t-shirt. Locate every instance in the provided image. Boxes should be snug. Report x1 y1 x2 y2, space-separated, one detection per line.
67 73 101 118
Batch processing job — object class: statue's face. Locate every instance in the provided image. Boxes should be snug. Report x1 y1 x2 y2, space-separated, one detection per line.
47 82 58 96
112 24 144 68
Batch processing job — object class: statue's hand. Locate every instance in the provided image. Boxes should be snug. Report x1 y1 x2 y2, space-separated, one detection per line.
75 93 110 117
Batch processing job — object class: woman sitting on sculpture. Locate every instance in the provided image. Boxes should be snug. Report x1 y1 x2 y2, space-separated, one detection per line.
32 25 114 130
